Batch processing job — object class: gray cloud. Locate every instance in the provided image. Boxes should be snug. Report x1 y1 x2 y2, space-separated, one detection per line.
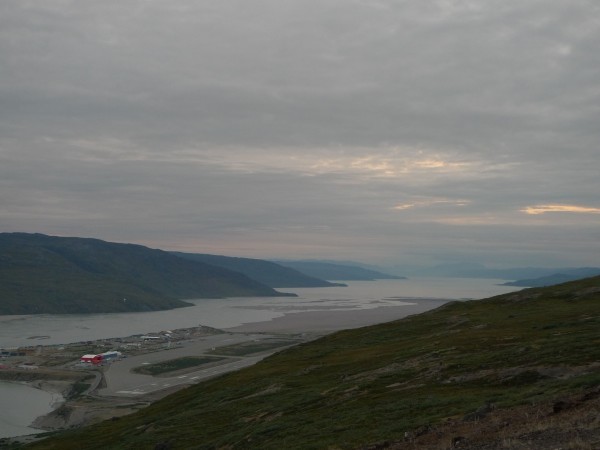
1 0 599 268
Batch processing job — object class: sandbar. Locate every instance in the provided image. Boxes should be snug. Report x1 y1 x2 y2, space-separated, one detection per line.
227 298 450 334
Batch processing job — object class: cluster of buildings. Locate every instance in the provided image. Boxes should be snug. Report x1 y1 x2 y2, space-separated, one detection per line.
1 349 27 358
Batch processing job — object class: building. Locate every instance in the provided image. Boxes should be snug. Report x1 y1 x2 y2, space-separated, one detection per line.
80 354 103 364
100 351 122 360
80 351 122 365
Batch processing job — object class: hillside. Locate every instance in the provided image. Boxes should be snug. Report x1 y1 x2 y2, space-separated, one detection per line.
171 252 344 287
404 262 600 280
274 260 404 281
25 277 600 449
503 268 600 287
0 233 289 314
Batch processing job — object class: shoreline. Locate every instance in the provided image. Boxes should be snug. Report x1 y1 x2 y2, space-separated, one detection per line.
3 298 451 444
0 379 67 445
226 298 451 333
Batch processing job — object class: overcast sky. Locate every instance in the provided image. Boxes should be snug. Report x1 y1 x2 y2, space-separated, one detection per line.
1 0 599 269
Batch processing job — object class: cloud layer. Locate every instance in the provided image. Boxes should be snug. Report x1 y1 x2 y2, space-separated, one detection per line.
1 0 599 268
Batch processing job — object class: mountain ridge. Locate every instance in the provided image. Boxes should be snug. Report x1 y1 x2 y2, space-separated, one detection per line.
395 262 600 280
273 260 405 281
502 267 600 287
171 252 344 287
0 233 291 314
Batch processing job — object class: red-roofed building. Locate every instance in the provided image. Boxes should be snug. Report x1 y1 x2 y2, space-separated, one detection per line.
80 354 103 364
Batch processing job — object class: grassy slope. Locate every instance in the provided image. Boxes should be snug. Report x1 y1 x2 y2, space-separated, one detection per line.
0 233 285 314
27 276 600 449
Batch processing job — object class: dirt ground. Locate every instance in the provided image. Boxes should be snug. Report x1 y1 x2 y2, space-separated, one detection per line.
361 387 600 450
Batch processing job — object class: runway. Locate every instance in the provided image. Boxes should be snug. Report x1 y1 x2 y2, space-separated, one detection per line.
98 332 304 398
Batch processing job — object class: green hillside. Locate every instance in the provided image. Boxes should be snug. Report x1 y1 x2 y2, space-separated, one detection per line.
0 233 289 314
171 252 345 287
26 276 600 449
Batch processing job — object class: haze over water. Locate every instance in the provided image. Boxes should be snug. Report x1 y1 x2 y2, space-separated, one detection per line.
0 278 519 348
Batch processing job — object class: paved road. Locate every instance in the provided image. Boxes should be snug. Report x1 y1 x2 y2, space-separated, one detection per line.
98 333 295 398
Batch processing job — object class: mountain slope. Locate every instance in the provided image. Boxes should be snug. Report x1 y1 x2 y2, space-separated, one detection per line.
274 260 404 281
27 276 600 449
0 233 288 314
503 268 600 287
405 262 600 280
171 252 343 287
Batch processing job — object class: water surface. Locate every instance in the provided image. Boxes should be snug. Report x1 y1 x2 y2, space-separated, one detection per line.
0 278 520 438
0 278 519 348
0 381 62 438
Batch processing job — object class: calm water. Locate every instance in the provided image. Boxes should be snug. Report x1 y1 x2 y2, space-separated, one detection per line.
0 278 520 438
0 278 519 348
0 381 62 438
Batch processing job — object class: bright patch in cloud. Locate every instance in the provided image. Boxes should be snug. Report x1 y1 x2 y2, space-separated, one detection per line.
393 203 417 210
143 146 479 182
349 156 396 176
411 159 469 170
522 204 600 215
393 198 470 210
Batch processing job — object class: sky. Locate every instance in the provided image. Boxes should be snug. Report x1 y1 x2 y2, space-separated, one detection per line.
1 0 599 269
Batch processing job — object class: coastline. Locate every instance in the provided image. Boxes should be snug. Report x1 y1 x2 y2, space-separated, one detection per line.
227 298 451 333
0 371 84 441
3 297 451 444
0 379 66 445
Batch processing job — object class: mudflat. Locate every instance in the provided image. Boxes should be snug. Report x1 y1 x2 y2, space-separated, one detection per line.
227 298 450 333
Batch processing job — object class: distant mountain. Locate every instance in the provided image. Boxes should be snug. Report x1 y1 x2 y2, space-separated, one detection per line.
409 262 553 279
503 268 600 287
273 260 405 281
0 233 290 315
503 274 579 287
171 253 344 287
397 262 600 280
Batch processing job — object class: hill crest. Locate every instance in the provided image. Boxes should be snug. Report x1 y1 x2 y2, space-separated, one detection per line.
273 259 404 281
0 233 290 314
171 252 344 287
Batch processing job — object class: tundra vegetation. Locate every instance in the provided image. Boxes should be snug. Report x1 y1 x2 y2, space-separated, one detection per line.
23 276 600 449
